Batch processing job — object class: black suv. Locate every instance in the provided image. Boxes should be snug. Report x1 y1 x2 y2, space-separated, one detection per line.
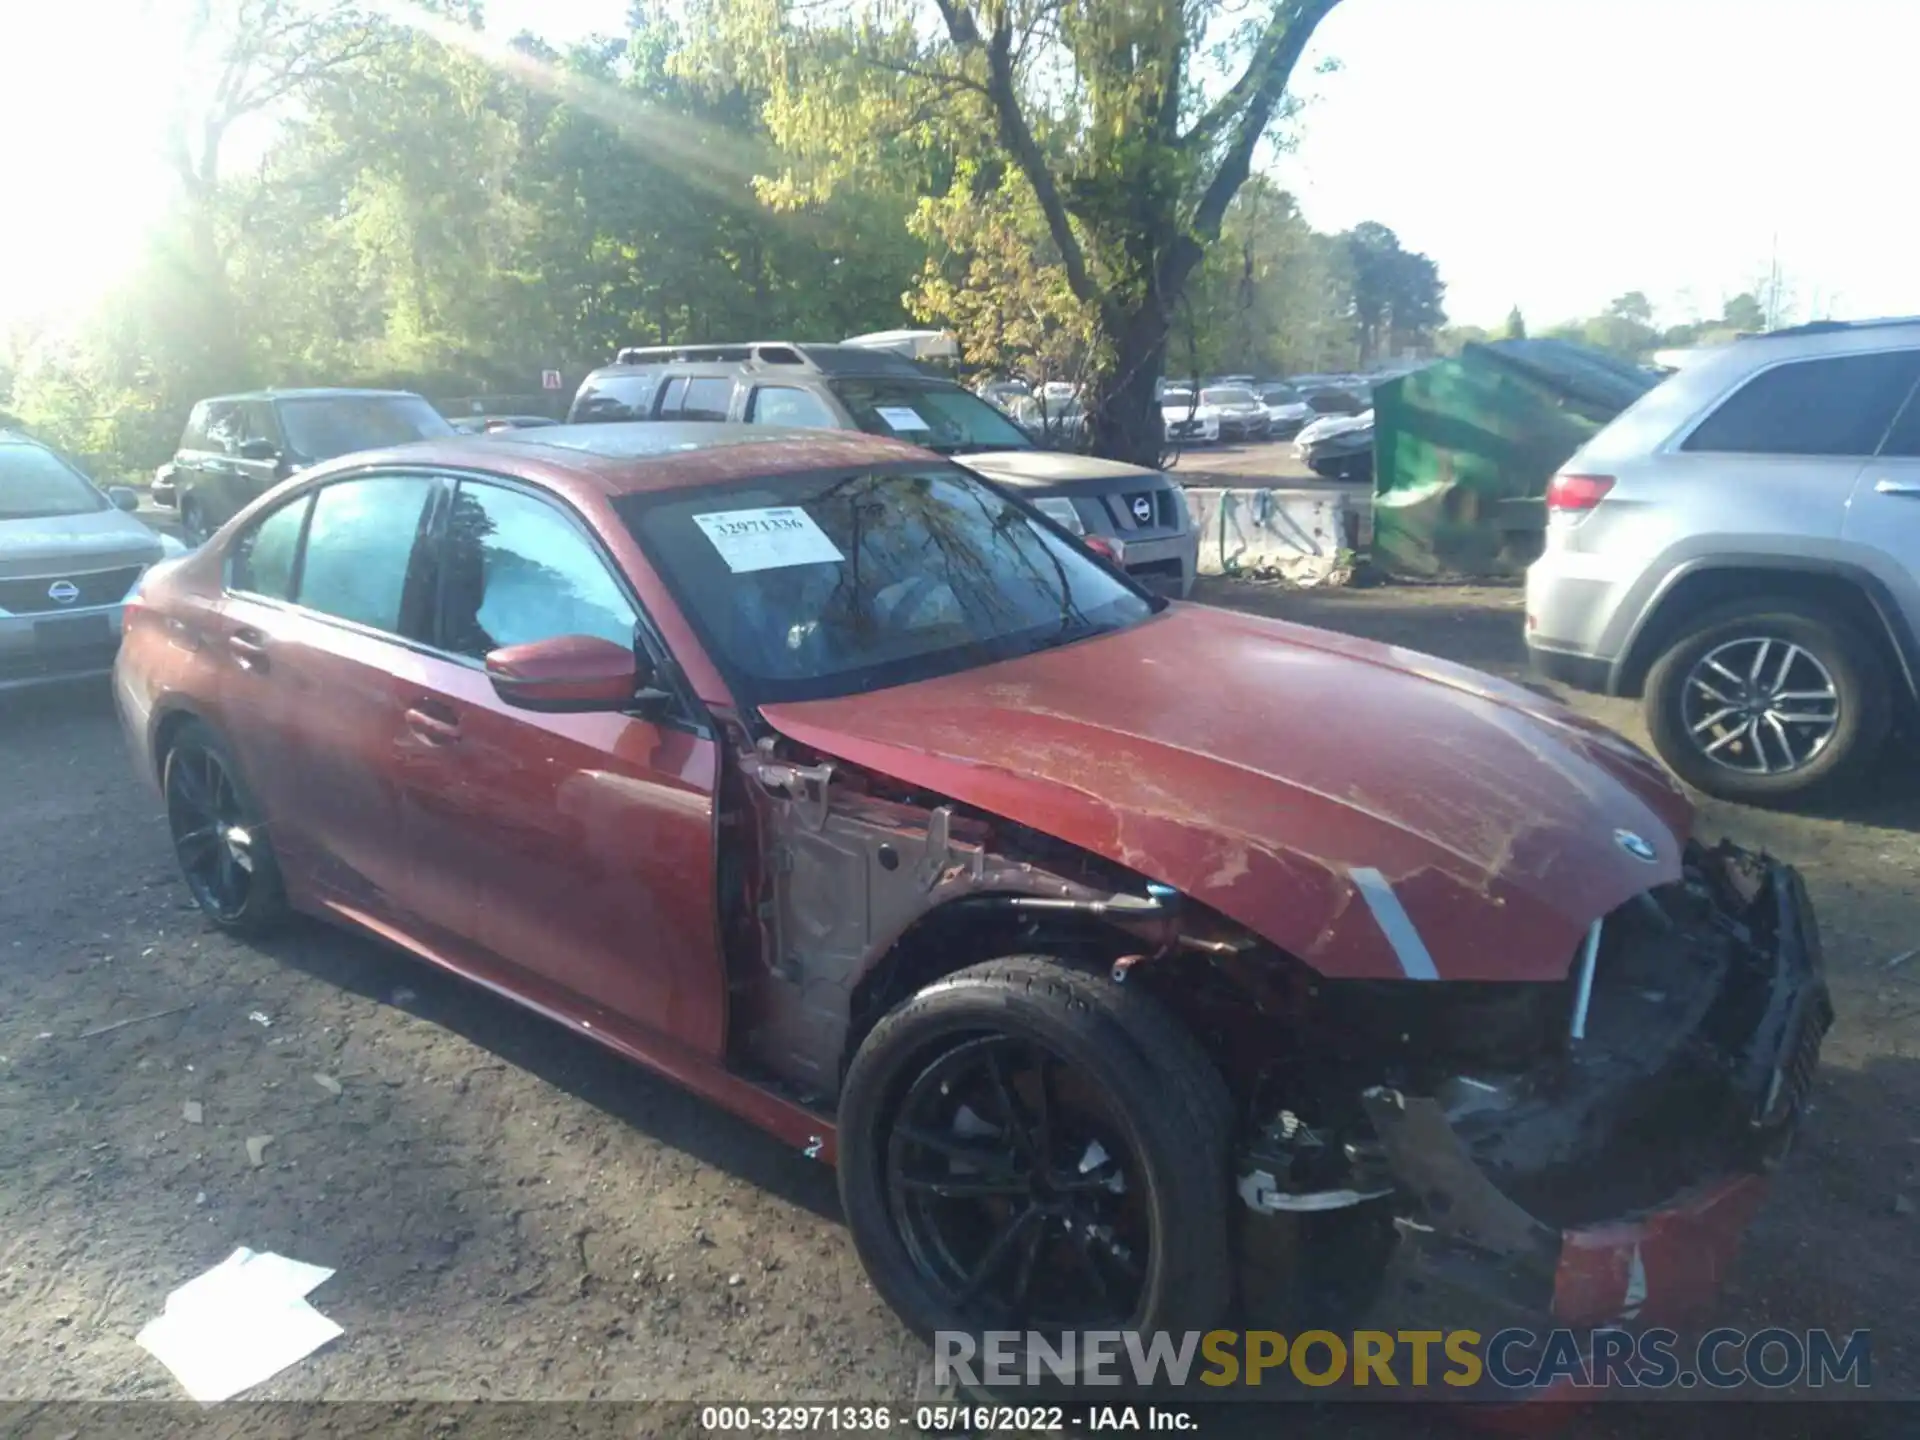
566 343 1199 596
169 389 454 544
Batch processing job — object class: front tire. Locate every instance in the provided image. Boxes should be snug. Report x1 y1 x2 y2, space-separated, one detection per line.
1643 598 1890 804
838 957 1232 1364
163 720 289 935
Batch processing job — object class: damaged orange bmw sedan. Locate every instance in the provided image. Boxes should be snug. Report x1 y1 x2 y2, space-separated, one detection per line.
114 423 1829 1367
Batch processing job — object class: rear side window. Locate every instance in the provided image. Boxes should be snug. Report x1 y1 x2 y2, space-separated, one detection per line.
748 386 838 429
655 377 689 418
1879 388 1920 459
229 495 312 599
1683 351 1920 457
681 377 735 421
570 374 657 423
296 476 436 634
180 402 209 451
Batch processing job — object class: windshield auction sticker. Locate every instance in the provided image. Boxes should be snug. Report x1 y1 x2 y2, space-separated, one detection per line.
874 405 931 431
692 507 846 573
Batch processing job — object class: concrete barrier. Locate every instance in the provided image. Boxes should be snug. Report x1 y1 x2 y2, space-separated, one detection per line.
1182 486 1356 586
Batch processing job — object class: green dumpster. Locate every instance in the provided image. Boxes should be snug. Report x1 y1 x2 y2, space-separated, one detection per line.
1370 340 1658 580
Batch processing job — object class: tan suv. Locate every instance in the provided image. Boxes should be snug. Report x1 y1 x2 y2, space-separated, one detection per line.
568 342 1200 596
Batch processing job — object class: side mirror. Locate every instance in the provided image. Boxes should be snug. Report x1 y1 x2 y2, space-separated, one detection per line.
108 486 141 512
485 634 654 714
239 438 279 461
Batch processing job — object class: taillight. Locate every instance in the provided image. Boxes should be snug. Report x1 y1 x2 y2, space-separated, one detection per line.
1083 534 1126 564
1546 473 1616 513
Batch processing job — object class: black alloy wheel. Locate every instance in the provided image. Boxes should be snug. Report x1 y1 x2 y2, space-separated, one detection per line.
838 956 1234 1360
885 1033 1148 1328
163 723 287 933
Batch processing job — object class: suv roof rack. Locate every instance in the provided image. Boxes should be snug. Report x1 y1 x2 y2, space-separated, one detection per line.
606 341 926 377
1742 315 1920 340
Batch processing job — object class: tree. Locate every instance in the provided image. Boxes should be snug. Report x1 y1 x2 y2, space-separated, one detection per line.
1721 292 1766 333
683 0 1349 464
1503 307 1527 341
1344 222 1446 363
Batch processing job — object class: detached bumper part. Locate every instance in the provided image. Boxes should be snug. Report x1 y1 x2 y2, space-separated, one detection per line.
1279 848 1828 1338
1376 852 1824 1330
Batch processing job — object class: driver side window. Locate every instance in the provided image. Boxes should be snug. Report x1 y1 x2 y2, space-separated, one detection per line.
436 481 638 661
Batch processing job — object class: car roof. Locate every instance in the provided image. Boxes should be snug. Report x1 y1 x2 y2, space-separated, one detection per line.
322 422 934 499
587 343 934 382
198 388 429 403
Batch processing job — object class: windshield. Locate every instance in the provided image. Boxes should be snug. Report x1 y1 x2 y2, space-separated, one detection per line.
620 463 1154 703
1201 388 1257 406
276 394 455 461
1261 385 1303 404
829 379 1033 454
1161 390 1195 408
0 441 107 519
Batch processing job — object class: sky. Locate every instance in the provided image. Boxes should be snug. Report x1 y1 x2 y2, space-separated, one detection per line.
3 0 1916 332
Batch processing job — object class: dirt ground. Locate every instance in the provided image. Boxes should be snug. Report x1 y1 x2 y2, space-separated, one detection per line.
2 576 1917 1431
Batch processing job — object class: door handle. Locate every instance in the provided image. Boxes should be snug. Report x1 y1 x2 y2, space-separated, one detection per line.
1875 478 1920 498
228 630 268 671
404 704 462 745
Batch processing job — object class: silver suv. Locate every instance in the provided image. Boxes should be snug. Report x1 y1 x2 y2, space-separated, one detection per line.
569 343 1200 597
1526 316 1920 805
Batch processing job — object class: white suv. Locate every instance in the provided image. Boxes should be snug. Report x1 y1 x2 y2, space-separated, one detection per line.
1526 317 1920 805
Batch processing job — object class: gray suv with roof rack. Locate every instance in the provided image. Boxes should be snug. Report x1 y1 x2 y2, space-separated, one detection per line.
567 342 1199 597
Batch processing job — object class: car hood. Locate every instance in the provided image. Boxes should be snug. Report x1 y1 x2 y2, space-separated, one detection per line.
955 450 1160 491
761 605 1693 984
0 507 164 580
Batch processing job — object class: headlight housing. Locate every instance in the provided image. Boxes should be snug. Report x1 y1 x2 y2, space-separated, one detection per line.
1032 496 1085 535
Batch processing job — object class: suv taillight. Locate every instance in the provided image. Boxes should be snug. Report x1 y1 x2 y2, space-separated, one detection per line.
1546 473 1616 513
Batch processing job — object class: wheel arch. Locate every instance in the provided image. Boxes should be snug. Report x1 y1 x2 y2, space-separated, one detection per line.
842 899 1136 1088
1618 558 1920 707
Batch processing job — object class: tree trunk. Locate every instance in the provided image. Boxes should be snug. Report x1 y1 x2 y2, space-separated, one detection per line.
1087 311 1169 469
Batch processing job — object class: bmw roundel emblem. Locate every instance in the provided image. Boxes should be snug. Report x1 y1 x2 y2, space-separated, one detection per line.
47 580 80 605
1614 830 1657 863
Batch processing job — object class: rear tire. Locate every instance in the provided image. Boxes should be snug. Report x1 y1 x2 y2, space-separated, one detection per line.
838 956 1232 1370
163 719 289 935
1643 597 1890 804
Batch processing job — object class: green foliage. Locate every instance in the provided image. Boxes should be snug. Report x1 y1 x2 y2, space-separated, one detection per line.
1345 222 1446 362
1502 307 1526 341
3 1 924 474
2 0 1411 474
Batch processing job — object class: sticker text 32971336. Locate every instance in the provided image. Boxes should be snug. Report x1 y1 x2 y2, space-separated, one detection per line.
691 507 846 573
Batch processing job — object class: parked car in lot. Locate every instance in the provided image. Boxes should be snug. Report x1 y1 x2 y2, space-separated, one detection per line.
450 414 561 435
169 389 455 546
1160 388 1218 444
1527 316 1920 804
1 430 183 692
1196 386 1271 441
568 342 1197 596
1294 407 1374 457
115 420 1827 1357
1259 382 1314 437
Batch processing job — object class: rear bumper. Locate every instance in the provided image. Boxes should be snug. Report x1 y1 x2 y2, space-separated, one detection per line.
1525 641 1618 696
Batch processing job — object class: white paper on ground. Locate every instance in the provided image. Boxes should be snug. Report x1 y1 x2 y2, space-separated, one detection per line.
691 506 844 573
135 1248 343 1402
